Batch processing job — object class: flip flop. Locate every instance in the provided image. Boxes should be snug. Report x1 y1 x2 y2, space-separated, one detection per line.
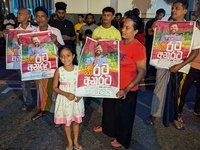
93 126 102 132
74 145 83 150
145 115 156 125
66 147 73 150
111 138 117 144
173 120 185 130
31 111 46 121
54 124 62 128
111 140 121 147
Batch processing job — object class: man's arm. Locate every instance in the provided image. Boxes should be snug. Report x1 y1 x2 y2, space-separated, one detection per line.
147 28 154 36
146 21 156 36
170 49 199 72
62 35 76 41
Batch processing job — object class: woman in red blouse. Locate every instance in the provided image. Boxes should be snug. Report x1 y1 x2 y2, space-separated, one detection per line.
102 15 146 149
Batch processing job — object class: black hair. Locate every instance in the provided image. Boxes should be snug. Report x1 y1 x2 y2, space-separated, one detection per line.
85 29 92 35
78 14 84 18
85 13 95 20
156 8 166 16
127 15 142 31
173 0 189 9
58 46 78 66
124 10 132 17
102 7 115 15
132 8 140 17
115 13 122 18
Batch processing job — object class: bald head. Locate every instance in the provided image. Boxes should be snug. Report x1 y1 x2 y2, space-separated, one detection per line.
17 8 30 23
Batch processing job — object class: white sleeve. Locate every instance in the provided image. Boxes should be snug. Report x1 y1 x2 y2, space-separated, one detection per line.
191 27 200 50
55 29 65 45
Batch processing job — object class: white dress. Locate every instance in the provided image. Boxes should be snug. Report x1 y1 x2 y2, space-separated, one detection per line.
54 65 85 126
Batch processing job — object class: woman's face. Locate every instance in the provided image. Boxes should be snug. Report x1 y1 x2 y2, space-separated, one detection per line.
121 18 138 40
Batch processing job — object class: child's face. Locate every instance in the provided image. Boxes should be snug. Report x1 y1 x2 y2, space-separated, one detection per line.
59 48 75 67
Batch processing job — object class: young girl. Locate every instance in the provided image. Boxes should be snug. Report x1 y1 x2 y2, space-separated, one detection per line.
53 46 84 150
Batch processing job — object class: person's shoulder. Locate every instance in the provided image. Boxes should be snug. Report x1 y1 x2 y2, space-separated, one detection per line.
130 39 145 47
91 24 98 28
80 24 88 29
65 19 73 23
48 25 60 32
48 18 57 25
111 25 120 32
93 25 101 31
147 18 155 25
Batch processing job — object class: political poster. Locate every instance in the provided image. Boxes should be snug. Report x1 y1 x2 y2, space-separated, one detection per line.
76 37 119 98
150 21 195 73
6 29 32 69
18 31 57 81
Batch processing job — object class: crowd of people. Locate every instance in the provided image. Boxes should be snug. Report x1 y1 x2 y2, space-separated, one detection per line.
2 0 200 149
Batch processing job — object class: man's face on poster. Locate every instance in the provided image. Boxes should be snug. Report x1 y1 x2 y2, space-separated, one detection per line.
95 44 103 57
169 24 179 34
32 37 40 47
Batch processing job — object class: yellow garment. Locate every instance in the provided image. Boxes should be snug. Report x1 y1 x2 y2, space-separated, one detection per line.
92 25 121 40
74 22 85 43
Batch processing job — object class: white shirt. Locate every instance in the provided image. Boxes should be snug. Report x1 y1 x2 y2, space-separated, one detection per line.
180 26 200 73
16 23 36 30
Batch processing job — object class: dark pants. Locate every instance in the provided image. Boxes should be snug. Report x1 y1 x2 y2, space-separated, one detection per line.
163 72 183 126
178 67 200 114
102 91 138 149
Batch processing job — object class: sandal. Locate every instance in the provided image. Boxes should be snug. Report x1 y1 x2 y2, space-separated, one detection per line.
111 139 121 147
74 145 83 150
66 147 73 150
31 111 46 121
54 124 62 128
93 126 102 132
145 115 156 125
173 120 185 130
111 138 117 144
178 114 183 123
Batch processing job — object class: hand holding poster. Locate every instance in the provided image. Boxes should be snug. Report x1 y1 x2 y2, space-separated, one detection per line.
150 21 195 73
6 29 32 69
18 31 57 81
76 37 119 98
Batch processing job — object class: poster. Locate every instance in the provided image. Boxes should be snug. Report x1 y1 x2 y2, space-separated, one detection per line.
18 31 57 81
150 21 195 73
6 29 32 69
76 37 119 98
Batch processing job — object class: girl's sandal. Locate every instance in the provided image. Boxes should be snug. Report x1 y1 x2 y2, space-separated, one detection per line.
74 146 83 150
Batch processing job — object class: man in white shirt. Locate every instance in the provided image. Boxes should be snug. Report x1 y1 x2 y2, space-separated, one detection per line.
31 6 65 121
3 8 37 111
